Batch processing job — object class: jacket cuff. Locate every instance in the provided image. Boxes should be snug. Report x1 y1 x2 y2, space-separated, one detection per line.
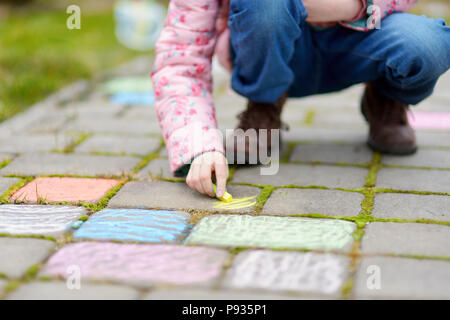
339 0 376 31
167 122 225 177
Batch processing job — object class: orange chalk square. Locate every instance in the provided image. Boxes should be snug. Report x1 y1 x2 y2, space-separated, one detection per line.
11 177 120 204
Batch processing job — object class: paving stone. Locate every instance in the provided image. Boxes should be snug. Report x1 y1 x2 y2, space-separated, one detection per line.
354 256 450 299
41 242 229 288
74 209 190 243
223 250 349 297
0 177 20 195
314 111 367 127
159 147 168 157
361 222 450 256
7 281 140 300
0 279 7 292
0 152 13 162
143 288 307 300
75 135 160 156
382 149 450 168
281 102 309 125
0 238 56 278
376 168 450 193
108 181 260 213
262 189 364 217
10 177 119 204
232 164 367 189
283 126 367 144
416 100 450 112
64 101 124 117
214 95 253 120
137 158 172 179
0 153 140 177
0 205 87 236
416 131 450 147
66 116 160 135
185 215 356 252
121 106 159 121
290 143 372 165
372 193 450 222
26 112 70 134
0 134 78 153
288 86 363 109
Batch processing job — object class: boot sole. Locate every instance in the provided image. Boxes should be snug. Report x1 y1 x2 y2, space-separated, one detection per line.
367 139 418 156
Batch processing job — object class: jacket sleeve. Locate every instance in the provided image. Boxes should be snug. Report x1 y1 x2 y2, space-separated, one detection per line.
151 0 224 177
340 0 417 31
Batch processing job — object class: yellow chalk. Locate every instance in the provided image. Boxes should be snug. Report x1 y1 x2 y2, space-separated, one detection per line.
212 184 233 203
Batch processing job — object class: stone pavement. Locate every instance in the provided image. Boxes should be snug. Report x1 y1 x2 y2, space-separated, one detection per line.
0 56 449 300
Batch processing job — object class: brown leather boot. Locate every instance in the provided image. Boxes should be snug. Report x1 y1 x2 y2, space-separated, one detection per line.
226 93 288 164
361 82 417 155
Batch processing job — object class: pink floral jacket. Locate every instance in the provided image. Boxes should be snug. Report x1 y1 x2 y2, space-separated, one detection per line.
151 0 416 176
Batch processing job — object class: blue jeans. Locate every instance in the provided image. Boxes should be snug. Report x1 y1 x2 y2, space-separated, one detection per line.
229 0 450 105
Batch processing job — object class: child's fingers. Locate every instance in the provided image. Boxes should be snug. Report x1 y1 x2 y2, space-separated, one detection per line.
199 164 215 197
214 161 228 198
186 163 198 192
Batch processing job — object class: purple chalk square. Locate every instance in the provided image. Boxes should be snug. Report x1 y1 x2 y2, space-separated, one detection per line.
41 242 229 288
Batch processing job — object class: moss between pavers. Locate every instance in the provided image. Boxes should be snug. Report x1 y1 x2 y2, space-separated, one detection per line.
389 254 450 262
360 188 375 216
80 179 128 213
52 133 91 154
227 166 237 182
373 217 450 227
133 152 161 174
78 215 89 222
280 142 299 163
89 151 142 158
303 109 316 125
0 261 52 299
0 158 13 170
0 233 56 242
381 164 450 171
3 280 21 295
23 264 43 282
288 160 370 169
375 188 450 197
365 152 381 187
255 185 275 213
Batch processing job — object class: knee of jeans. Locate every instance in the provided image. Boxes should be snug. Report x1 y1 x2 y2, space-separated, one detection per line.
387 14 450 79
229 0 304 34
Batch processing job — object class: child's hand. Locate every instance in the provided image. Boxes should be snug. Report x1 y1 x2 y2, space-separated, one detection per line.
186 151 229 198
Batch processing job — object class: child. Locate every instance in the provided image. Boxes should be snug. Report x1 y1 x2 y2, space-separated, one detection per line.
151 0 450 198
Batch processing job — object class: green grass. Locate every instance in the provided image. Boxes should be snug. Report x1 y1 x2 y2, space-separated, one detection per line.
0 3 139 122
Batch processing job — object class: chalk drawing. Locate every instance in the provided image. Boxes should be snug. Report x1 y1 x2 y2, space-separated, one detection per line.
224 250 349 295
185 215 355 252
0 205 87 236
212 196 257 210
42 242 229 286
74 209 190 243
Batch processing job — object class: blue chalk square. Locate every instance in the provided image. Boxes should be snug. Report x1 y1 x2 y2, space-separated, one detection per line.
73 209 191 243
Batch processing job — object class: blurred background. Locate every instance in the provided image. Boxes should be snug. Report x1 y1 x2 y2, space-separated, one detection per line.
0 0 448 123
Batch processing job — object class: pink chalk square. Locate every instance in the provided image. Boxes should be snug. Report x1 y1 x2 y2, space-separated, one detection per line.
11 177 120 204
409 112 450 130
41 242 229 287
